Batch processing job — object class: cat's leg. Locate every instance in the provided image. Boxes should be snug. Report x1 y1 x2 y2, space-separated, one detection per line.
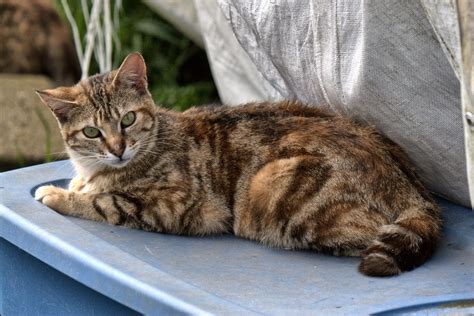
35 185 231 235
237 156 386 254
34 185 144 229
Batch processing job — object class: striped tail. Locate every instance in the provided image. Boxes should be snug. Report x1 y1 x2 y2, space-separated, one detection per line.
358 208 442 277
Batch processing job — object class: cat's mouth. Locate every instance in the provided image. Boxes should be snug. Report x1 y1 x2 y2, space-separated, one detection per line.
104 147 136 168
106 157 131 168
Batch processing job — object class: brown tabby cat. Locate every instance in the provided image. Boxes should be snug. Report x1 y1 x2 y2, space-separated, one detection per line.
0 0 80 85
35 52 441 277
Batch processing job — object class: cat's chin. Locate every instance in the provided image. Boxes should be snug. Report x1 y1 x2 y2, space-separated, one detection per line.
105 158 132 169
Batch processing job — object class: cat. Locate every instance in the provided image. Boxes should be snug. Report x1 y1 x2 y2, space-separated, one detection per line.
0 0 80 85
35 52 442 277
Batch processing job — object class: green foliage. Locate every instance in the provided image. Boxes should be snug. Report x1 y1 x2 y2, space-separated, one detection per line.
153 82 217 111
54 0 218 111
34 108 53 162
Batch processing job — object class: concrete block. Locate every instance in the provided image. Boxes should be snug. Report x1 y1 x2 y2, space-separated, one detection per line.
0 74 64 163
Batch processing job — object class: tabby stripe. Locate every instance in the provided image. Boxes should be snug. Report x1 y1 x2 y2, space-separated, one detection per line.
110 191 143 209
307 200 359 248
150 211 165 231
207 125 216 156
114 193 165 230
85 90 100 109
65 130 81 142
112 107 120 118
111 192 162 231
289 224 308 244
111 192 146 226
92 197 108 220
112 196 127 226
140 222 156 232
365 241 398 257
68 144 82 150
217 127 236 209
206 160 218 195
104 102 112 118
100 88 112 116
275 158 331 237
179 198 201 232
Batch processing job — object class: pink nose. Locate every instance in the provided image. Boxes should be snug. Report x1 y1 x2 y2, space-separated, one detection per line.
108 141 125 158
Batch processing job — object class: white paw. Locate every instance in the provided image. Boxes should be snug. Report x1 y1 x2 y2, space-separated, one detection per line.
35 185 58 201
34 185 68 211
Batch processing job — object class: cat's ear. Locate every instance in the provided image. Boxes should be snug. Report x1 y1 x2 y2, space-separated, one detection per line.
36 88 79 124
112 52 148 94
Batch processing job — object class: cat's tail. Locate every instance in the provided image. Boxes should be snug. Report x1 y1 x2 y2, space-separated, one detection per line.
358 206 442 277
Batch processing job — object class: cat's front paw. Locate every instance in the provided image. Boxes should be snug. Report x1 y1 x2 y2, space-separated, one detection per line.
35 185 69 212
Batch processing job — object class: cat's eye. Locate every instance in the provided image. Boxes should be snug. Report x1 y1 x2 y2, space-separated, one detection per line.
83 126 101 138
121 111 136 128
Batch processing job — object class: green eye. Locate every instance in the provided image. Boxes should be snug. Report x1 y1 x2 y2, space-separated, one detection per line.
121 111 136 128
83 126 101 138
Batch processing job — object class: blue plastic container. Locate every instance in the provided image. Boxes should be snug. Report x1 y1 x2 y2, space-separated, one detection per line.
1 161 473 315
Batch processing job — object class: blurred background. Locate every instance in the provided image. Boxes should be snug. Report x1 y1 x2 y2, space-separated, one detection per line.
0 0 219 171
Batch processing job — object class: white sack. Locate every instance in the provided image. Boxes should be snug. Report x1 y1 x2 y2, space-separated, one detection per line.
213 0 469 207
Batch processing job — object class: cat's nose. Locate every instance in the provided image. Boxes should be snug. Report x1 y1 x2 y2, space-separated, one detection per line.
108 140 125 158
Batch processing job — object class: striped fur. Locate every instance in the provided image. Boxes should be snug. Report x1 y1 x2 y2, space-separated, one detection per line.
35 53 442 277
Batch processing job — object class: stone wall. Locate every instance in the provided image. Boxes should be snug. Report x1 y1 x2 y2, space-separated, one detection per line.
0 74 64 165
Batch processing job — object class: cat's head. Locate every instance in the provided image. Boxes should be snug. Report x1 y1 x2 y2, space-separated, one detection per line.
37 52 157 174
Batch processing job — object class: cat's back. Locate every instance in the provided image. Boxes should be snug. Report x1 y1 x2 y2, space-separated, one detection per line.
180 100 371 141
179 100 401 172
182 100 334 121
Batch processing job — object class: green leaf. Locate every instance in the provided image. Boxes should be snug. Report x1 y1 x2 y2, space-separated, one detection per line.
134 19 180 45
